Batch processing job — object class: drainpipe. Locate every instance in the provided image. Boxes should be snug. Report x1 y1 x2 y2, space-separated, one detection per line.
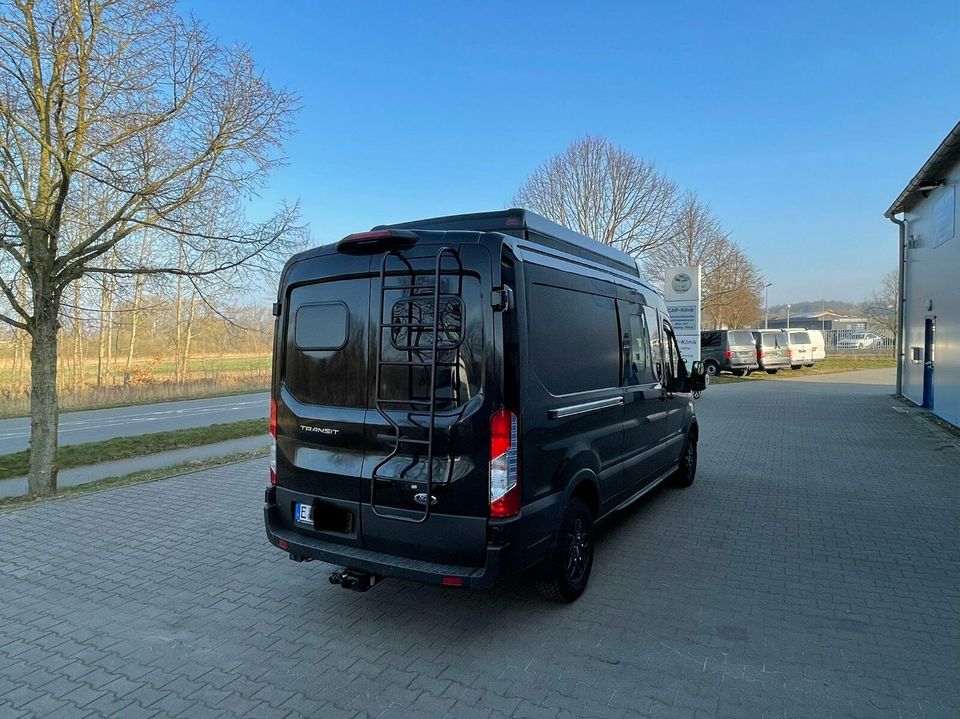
886 212 906 397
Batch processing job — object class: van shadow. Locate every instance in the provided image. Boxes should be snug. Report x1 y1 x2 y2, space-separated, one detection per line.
287 479 679 652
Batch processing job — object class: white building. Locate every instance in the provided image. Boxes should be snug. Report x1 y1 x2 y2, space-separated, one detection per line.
885 121 960 427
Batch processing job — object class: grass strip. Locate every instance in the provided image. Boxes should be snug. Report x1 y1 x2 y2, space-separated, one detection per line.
0 448 269 512
0 418 267 480
709 356 896 384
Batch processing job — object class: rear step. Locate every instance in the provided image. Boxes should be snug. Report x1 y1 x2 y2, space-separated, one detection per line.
328 568 383 592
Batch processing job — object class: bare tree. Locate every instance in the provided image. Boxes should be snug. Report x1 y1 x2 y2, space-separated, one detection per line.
647 192 763 328
0 0 300 496
513 135 680 258
861 270 898 340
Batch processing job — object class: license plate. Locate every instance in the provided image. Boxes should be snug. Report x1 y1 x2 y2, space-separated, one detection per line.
294 503 313 525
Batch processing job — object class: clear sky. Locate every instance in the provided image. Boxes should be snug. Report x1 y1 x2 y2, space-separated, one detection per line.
180 0 959 306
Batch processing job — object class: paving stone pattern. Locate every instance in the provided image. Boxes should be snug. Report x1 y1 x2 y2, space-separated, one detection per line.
1 376 958 718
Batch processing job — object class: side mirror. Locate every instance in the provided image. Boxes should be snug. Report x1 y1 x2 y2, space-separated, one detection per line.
687 361 707 394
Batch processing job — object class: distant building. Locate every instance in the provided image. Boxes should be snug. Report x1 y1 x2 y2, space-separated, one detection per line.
885 120 959 427
763 311 868 332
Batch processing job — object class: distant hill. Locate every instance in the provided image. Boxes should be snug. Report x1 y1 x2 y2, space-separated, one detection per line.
767 300 861 318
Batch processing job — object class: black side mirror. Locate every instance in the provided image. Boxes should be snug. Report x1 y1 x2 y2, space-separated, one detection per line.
687 361 707 394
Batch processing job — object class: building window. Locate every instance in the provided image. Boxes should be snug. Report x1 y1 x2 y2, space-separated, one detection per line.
911 347 923 363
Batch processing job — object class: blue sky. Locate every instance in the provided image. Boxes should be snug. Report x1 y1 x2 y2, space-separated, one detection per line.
181 0 959 305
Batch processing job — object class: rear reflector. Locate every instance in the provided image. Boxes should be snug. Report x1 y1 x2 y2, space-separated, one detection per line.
490 409 519 518
441 576 464 587
277 539 289 550
337 229 418 253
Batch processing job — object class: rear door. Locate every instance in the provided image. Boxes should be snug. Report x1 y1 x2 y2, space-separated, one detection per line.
276 256 373 548
727 330 759 367
359 244 493 567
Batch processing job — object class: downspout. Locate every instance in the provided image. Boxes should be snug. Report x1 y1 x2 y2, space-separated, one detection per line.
886 212 907 397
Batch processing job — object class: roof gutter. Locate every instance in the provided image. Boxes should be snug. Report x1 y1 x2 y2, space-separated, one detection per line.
886 212 907 397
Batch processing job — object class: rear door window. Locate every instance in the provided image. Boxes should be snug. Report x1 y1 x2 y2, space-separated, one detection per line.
284 278 369 408
727 331 756 348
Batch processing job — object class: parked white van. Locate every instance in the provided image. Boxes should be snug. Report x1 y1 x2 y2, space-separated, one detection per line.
807 329 826 362
780 328 814 369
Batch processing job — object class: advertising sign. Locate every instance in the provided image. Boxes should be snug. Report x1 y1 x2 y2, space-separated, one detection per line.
663 266 701 371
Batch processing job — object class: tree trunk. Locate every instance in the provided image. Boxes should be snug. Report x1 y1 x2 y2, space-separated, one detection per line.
72 280 84 391
126 275 142 371
182 289 197 384
28 294 61 498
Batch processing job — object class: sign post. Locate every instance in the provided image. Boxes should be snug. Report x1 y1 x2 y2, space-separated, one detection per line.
663 266 701 371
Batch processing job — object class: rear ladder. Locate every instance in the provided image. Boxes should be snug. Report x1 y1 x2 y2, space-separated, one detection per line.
371 247 465 523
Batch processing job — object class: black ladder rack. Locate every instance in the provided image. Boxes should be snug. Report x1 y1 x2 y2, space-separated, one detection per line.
371 247 465 523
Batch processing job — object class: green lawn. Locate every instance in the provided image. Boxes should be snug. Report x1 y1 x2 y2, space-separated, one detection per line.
0 418 267 480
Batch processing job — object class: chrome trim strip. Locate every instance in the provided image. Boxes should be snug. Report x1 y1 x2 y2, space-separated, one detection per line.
548 396 624 420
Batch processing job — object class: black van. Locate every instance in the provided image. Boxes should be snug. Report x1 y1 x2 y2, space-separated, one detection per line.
264 209 706 601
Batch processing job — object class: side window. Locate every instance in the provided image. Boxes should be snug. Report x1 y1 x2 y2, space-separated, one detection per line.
622 311 656 385
642 306 663 383
664 323 679 381
530 283 620 394
702 332 721 348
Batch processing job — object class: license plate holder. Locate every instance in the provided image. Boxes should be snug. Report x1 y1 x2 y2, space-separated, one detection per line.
294 502 313 525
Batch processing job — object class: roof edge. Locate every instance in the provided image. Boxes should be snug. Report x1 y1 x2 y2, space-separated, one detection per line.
885 120 960 218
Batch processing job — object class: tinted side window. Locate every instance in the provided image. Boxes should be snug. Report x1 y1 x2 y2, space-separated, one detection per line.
531 284 620 395
702 331 721 348
643 306 663 383
664 323 679 381
623 311 656 385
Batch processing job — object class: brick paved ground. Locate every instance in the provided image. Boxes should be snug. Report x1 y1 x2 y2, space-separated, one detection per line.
1 374 958 718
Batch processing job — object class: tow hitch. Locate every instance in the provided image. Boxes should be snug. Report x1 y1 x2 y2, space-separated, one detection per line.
329 568 382 592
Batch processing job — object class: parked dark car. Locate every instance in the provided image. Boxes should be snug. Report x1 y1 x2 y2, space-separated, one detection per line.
751 330 791 374
263 209 706 602
700 329 759 376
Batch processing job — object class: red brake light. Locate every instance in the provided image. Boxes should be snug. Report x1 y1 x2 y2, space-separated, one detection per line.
724 350 733 359
269 398 277 486
489 409 519 518
337 229 418 252
441 576 464 587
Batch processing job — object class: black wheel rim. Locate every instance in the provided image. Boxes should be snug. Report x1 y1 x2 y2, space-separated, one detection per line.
684 440 697 476
564 517 590 582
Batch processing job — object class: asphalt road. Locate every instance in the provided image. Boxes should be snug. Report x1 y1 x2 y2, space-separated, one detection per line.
0 392 270 455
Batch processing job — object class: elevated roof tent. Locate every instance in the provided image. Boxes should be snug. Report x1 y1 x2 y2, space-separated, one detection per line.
375 208 644 281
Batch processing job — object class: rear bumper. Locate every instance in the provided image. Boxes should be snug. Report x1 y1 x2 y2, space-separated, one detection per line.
263 502 503 589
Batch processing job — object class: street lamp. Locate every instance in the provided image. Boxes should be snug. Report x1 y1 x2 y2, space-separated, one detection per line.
786 304 791 329
764 283 773 329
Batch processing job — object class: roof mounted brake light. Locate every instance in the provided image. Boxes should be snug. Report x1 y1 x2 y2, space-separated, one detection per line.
337 229 418 253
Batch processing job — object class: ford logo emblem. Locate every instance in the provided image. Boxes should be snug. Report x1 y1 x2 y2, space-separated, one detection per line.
413 493 437 506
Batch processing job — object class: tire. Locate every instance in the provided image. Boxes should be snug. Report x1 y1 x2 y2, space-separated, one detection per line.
731 369 745 377
536 498 594 602
672 430 697 488
804 363 814 368
766 369 779 375
744 369 753 376
704 361 719 377
791 364 801 370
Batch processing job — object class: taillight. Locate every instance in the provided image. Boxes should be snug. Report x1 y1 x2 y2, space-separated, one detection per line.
759 350 765 358
724 350 733 359
269 398 277 487
489 409 519 518
787 349 793 358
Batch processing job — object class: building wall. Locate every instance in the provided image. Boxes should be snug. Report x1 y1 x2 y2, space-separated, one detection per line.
900 159 960 427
